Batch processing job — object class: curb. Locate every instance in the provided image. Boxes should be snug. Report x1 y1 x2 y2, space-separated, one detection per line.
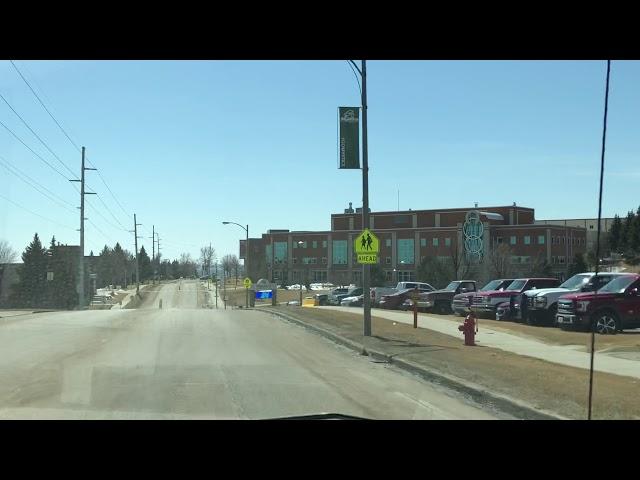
267 308 565 420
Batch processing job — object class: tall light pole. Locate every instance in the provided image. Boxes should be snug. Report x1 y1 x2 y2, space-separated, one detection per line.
348 60 371 336
222 221 249 308
297 240 304 305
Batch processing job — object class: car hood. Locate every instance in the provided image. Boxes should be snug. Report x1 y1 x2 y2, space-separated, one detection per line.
453 291 476 300
559 291 618 302
524 287 573 298
475 289 520 298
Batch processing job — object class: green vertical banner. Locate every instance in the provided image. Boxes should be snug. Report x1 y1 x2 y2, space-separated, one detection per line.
338 107 360 169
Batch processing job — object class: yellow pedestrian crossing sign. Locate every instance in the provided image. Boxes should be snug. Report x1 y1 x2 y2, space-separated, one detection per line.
355 228 379 264
243 278 252 289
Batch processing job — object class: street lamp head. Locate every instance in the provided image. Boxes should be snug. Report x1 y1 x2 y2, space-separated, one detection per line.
222 221 230 225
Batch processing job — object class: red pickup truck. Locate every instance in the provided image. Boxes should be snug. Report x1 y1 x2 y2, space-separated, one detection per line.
556 273 640 334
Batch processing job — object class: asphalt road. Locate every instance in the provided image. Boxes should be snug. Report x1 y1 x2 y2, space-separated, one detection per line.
0 280 504 419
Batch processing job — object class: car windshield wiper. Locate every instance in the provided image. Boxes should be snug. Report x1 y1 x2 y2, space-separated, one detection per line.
260 412 371 420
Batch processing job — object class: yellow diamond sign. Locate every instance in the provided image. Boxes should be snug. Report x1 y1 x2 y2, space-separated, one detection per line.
355 228 379 264
243 278 252 289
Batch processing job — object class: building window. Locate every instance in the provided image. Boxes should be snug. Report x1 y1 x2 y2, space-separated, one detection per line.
562 237 565 245
582 238 586 246
559 256 565 264
510 256 520 264
322 240 327 248
524 236 531 245
313 271 327 282
332 240 348 265
385 270 393 281
322 257 327 264
293 258 297 264
398 238 415 264
432 237 439 247
510 236 517 245
273 271 280 280
353 270 361 285
385 256 391 265
397 271 416 282
311 257 317 264
495 237 503 245
551 256 556 264
522 256 531 264
538 235 545 245
420 238 426 247
385 238 391 247
312 240 317 249
445 237 451 247
274 242 287 263
589 225 594 229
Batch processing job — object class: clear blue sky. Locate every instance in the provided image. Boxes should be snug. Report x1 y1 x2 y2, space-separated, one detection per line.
1 60 639 263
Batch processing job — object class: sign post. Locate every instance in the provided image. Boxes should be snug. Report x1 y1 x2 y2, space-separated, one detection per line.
243 277 252 308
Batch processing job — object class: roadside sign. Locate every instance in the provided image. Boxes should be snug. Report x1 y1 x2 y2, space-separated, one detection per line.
243 278 252 289
354 228 379 254
255 290 273 299
355 228 379 264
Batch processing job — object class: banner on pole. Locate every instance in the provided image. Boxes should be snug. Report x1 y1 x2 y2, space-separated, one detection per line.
338 107 360 169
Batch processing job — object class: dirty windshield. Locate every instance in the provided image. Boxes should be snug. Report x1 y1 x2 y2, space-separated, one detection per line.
1 60 639 421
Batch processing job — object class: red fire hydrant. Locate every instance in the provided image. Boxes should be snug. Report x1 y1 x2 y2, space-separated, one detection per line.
458 312 478 346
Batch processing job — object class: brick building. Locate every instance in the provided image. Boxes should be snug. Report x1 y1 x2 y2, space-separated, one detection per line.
241 204 587 286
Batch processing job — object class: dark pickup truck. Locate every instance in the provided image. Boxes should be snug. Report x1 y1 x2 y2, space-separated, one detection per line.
556 273 640 334
451 279 514 316
412 280 476 314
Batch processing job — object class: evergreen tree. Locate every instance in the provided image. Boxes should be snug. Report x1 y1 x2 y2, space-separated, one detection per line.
10 233 48 307
608 214 622 253
629 206 640 254
138 245 152 281
45 236 78 309
568 253 588 276
620 211 634 253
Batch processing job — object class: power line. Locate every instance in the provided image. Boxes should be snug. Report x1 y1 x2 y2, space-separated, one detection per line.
85 197 128 233
0 192 75 230
86 157 131 217
0 91 77 178
86 218 113 243
0 118 73 183
90 189 129 230
10 60 81 153
0 154 76 211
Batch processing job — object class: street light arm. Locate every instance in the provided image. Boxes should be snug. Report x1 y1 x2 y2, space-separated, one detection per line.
222 221 247 234
348 60 362 76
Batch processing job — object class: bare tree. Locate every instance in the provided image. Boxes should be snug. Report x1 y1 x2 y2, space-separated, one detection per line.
221 254 233 283
199 245 216 277
0 239 17 263
486 243 514 279
449 240 472 280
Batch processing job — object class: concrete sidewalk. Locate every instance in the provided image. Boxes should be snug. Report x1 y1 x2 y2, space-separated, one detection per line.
323 306 640 380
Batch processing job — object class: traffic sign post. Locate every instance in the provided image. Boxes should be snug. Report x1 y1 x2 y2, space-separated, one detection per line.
243 277 252 309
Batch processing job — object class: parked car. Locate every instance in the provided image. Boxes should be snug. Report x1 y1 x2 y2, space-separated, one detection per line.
314 293 329 306
556 273 640 334
523 272 629 326
416 280 476 314
379 288 427 310
341 294 364 307
370 286 398 307
395 281 435 292
329 287 363 305
471 278 560 319
451 279 514 316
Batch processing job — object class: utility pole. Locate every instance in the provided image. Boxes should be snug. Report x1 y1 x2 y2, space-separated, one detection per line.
151 225 155 284
70 146 96 309
361 60 372 337
133 214 142 294
156 233 161 281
